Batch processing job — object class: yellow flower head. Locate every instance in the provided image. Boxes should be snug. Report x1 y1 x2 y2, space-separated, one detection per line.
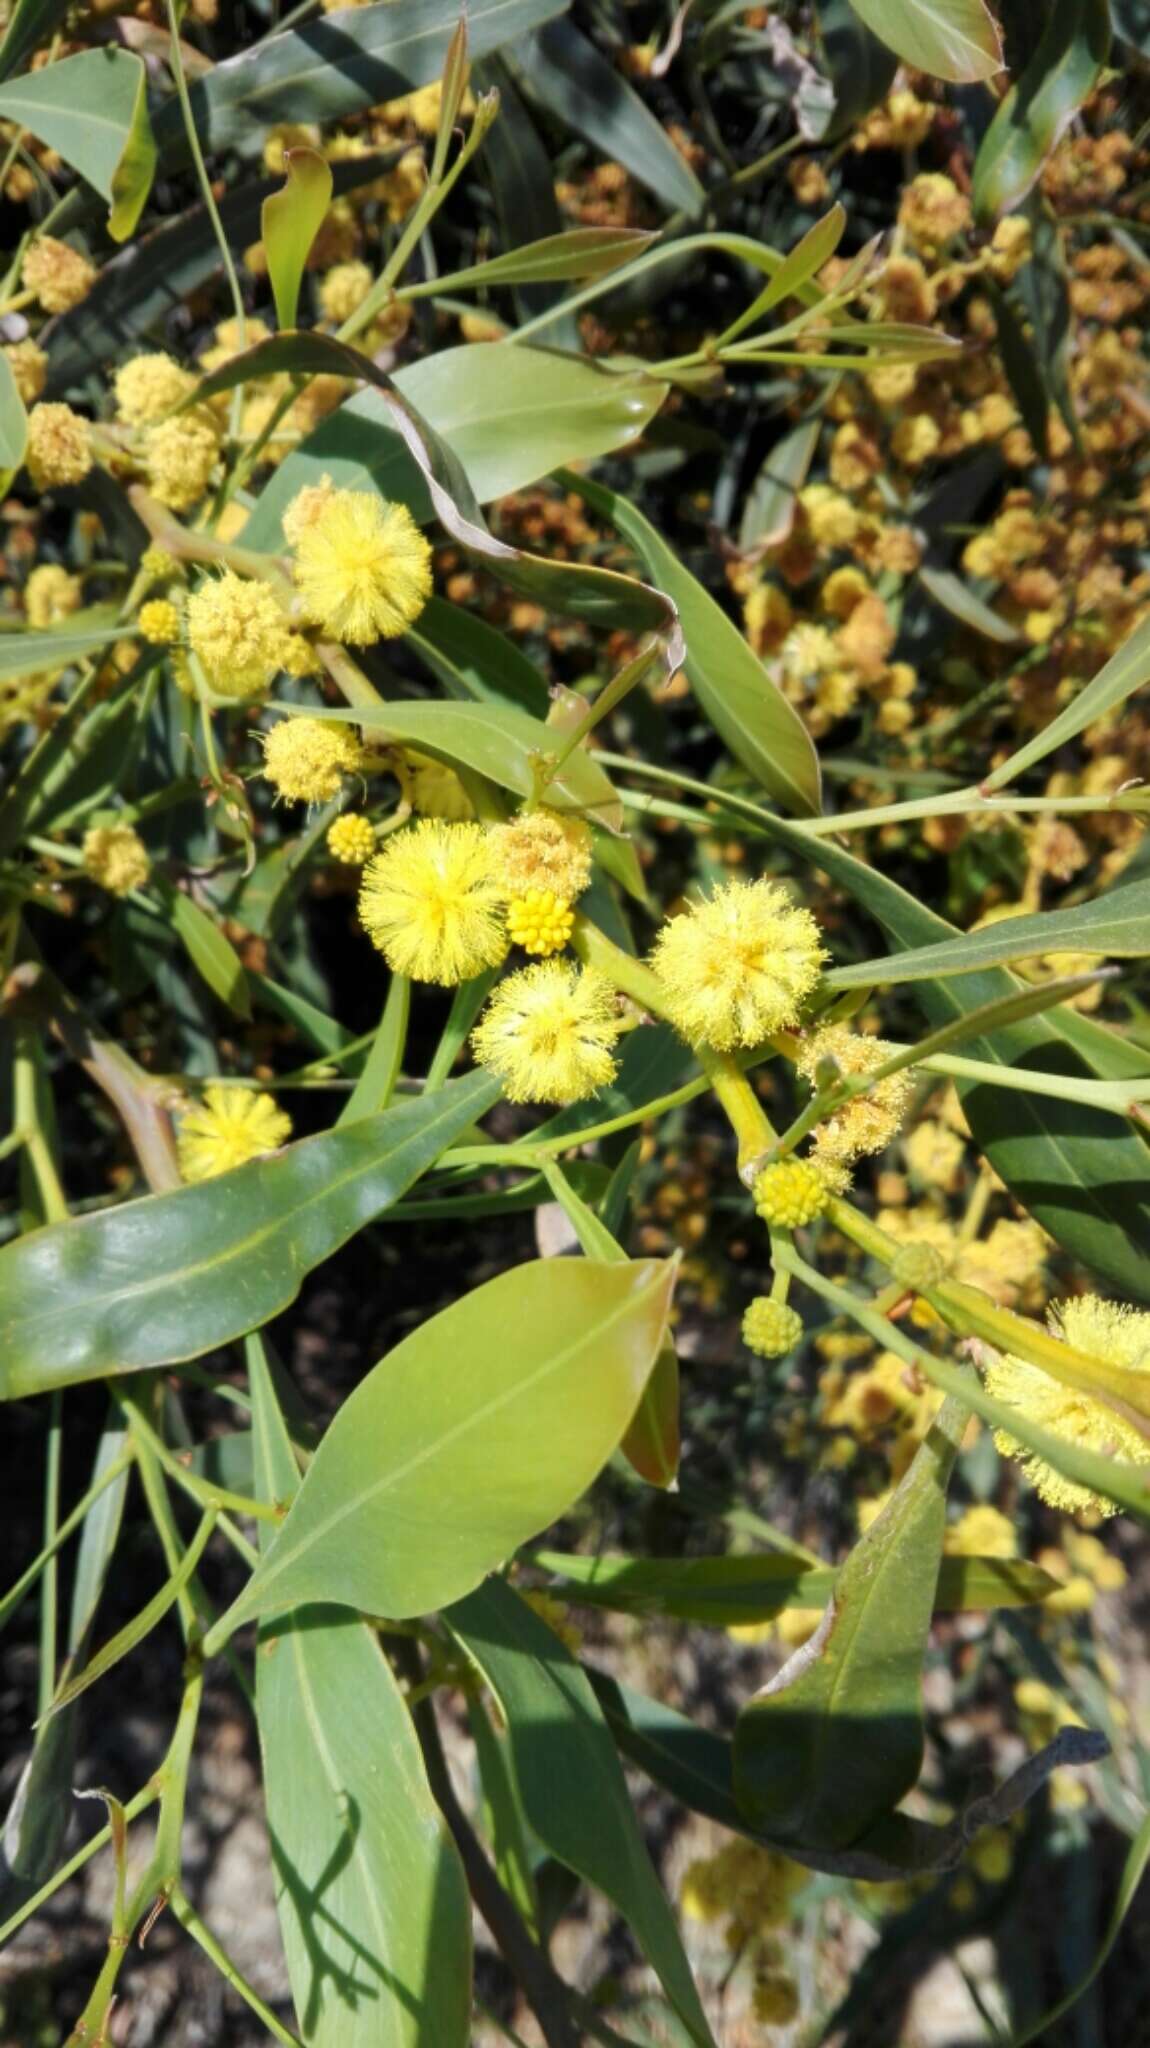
359 819 508 985
81 823 150 897
985 1295 1150 1519
327 812 376 865
650 878 825 1051
4 338 47 405
471 960 621 1104
290 487 433 644
22 235 96 314
145 411 221 511
318 260 373 323
753 1156 829 1229
743 1297 804 1358
24 564 81 629
140 547 181 586
26 404 93 490
944 1503 1017 1559
680 1841 803 1934
261 716 363 804
489 807 594 902
798 1022 913 1171
281 473 337 548
138 598 181 646
506 890 574 957
186 570 291 699
406 752 474 821
898 172 971 249
114 352 197 425
177 1084 292 1183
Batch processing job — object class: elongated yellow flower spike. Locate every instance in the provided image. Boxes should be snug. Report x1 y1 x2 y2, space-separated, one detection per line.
471 960 621 1104
986 1295 1150 1517
358 819 508 984
650 877 825 1052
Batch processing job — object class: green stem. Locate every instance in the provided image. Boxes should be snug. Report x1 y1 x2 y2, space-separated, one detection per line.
119 1392 274 1537
38 1395 62 1722
163 0 246 440
171 1891 305 2045
0 1452 133 1635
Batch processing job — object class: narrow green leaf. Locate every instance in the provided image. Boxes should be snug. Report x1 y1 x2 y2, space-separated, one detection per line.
514 19 705 218
917 564 1021 644
469 1695 540 1937
733 1391 970 1850
738 415 821 554
827 880 1150 986
0 348 27 496
262 146 334 331
222 1258 676 1631
424 225 657 292
159 883 253 1019
446 1577 717 2048
47 1511 216 1718
984 610 1150 793
846 0 1003 80
0 1069 501 1398
0 629 122 679
0 0 70 83
0 50 155 238
986 276 1052 458
972 0 1109 220
337 974 409 1125
720 205 847 347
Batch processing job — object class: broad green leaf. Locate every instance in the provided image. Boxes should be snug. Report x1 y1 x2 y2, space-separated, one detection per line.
564 473 823 819
0 348 27 496
0 50 155 239
247 1340 472 2048
242 339 668 549
972 0 1109 219
813 0 899 139
827 877 1150 986
984 609 1150 793
917 564 1021 644
0 1069 500 1398
153 0 568 159
514 19 705 219
534 1549 1059 1624
221 1258 676 1631
0 629 121 679
846 0 1003 80
407 598 550 717
262 146 334 331
446 1577 717 2048
732 1392 970 1851
158 883 253 1019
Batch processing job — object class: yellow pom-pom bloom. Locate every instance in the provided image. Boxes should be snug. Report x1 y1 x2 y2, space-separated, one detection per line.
4 338 47 405
261 717 363 804
506 889 575 957
140 547 181 586
471 960 621 1105
798 1022 914 1171
742 1297 804 1358
114 352 197 425
81 824 150 897
359 819 508 985
318 260 372 323
753 1157 829 1229
138 599 181 646
186 570 291 699
944 1504 1017 1559
177 1084 292 1183
145 412 220 511
327 813 376 865
489 808 594 902
22 236 95 313
290 487 433 644
650 878 825 1051
985 1296 1150 1519
26 403 93 490
24 564 81 628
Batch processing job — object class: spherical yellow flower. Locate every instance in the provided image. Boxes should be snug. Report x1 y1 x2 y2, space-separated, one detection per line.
471 960 621 1105
650 878 825 1052
22 235 96 314
24 564 82 628
985 1296 1150 1519
4 339 47 405
318 260 373 323
743 1297 804 1358
81 823 150 897
800 483 859 549
26 403 93 490
489 807 594 902
944 1504 1017 1559
177 1084 292 1183
138 598 181 646
114 352 198 426
145 411 220 511
898 172 971 249
798 1022 913 1173
406 752 474 821
753 1157 829 1229
290 487 433 644
281 473 337 548
359 818 508 985
327 812 376 864
680 1841 803 1934
261 716 363 804
186 570 291 699
506 889 574 957
140 547 181 586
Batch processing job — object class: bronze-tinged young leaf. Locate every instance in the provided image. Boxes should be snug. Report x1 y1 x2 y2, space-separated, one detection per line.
972 0 1109 220
0 1069 501 1398
846 0 1003 81
217 1258 677 1633
262 147 334 330
732 1392 970 1852
446 1577 717 2048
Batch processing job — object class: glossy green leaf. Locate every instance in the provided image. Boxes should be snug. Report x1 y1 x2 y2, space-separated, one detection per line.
220 1257 676 1631
248 1339 472 2048
153 0 568 160
972 0 1109 220
0 50 155 239
534 1549 1059 1624
446 1577 716 2048
514 19 705 218
0 348 27 497
917 564 1021 644
564 473 822 819
828 877 1150 986
0 1068 500 1398
985 609 1150 794
0 628 122 679
1015 198 1077 443
242 338 668 549
158 883 253 1019
732 1392 969 1851
262 146 334 331
846 0 1003 80
406 599 550 717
